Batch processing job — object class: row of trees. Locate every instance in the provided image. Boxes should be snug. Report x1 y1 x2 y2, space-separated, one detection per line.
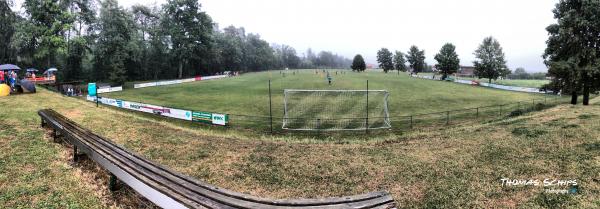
543 0 600 105
0 0 350 84
508 68 547 80
369 37 508 83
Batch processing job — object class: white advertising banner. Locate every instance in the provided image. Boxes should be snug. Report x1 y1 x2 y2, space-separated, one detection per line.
181 78 196 83
201 75 228 81
211 113 226 125
97 86 123 93
87 96 222 125
121 101 192 121
156 80 182 86
134 82 157 88
133 75 229 88
99 97 119 107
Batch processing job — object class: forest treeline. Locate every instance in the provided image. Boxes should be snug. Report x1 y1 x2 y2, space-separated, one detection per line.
0 0 351 84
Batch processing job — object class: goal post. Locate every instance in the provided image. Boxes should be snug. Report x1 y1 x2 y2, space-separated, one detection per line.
282 89 391 131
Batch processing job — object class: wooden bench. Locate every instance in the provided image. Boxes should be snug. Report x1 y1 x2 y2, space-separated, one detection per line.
39 109 396 209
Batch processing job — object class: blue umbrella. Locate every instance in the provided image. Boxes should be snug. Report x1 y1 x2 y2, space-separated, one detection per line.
0 64 21 71
43 68 58 75
26 68 38 72
20 79 36 93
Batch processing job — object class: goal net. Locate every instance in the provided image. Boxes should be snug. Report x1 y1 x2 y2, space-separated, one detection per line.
282 89 391 131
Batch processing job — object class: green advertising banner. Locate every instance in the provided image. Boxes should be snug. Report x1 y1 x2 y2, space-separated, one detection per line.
192 111 228 126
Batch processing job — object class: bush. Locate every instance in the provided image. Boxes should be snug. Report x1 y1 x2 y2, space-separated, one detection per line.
534 103 546 111
509 109 523 117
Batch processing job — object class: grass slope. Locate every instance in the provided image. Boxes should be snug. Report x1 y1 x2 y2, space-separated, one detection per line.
105 70 548 118
1 89 598 208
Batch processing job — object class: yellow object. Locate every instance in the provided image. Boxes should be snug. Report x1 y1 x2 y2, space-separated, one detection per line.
0 84 10 97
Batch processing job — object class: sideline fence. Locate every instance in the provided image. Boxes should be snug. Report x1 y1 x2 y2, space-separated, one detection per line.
85 70 569 135
87 91 568 136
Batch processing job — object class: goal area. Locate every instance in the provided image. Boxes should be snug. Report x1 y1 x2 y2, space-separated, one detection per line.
282 89 391 131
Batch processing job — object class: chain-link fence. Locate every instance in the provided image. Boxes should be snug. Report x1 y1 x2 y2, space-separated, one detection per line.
201 96 568 135
83 70 571 136
87 92 568 136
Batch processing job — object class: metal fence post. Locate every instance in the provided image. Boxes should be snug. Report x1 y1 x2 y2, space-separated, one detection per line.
365 80 369 134
476 107 479 118
409 115 413 129
268 80 273 134
317 118 321 134
499 105 503 116
96 85 99 107
446 111 450 125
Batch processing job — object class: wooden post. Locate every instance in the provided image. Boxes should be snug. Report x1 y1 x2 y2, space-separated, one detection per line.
409 116 413 129
52 129 59 143
73 146 79 162
476 107 479 118
108 173 118 191
446 111 450 125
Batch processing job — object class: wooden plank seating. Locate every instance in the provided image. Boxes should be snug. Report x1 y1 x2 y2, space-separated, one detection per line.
38 109 397 209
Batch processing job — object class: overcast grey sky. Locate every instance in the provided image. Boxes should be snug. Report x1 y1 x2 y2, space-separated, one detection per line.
13 0 557 72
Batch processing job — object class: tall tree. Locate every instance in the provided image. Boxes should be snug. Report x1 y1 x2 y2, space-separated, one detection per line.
376 48 394 73
473 37 508 84
63 0 96 81
544 0 600 105
273 44 300 69
22 0 72 68
0 0 16 63
93 0 136 84
145 5 170 80
214 30 243 72
406 45 426 74
244 33 276 71
393 51 407 73
510 67 529 79
162 0 214 78
131 4 159 80
351 54 366 72
434 43 460 80
11 16 38 67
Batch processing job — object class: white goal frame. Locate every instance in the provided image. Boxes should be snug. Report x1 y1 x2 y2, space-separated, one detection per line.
282 89 391 131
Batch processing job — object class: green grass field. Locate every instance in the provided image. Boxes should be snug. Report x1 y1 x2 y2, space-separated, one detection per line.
421 73 550 88
104 70 552 132
1 88 598 208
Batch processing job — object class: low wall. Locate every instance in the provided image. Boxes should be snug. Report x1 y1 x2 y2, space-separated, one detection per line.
133 75 229 89
411 74 544 94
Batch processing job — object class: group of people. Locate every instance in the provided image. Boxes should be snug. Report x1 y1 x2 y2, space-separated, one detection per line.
0 70 18 88
61 84 82 96
25 72 36 79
